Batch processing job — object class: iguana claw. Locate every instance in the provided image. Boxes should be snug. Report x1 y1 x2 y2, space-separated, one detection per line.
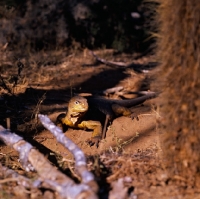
130 112 139 121
86 136 101 148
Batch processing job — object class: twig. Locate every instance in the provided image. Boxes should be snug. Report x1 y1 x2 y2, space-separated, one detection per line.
17 59 24 77
67 161 82 181
38 114 99 193
0 125 98 199
0 163 36 188
102 88 157 97
31 93 46 124
6 117 10 129
91 51 156 73
91 51 128 67
102 86 124 95
11 59 25 89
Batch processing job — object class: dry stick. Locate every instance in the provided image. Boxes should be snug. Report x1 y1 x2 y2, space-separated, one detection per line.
91 51 128 67
6 117 10 129
38 114 99 193
102 87 156 97
0 125 98 199
102 115 109 139
31 93 46 123
0 163 36 188
102 86 124 95
91 51 153 73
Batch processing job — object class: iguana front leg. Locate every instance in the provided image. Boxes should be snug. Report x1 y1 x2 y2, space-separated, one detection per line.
56 114 102 147
78 120 102 147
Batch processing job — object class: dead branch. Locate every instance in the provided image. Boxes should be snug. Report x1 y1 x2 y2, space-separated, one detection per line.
102 87 157 97
38 114 99 193
31 92 46 124
0 125 98 199
0 163 36 188
102 86 124 95
91 51 156 73
91 51 128 67
76 88 156 98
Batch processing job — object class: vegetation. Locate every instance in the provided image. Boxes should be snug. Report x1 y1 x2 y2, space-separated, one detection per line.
0 0 152 52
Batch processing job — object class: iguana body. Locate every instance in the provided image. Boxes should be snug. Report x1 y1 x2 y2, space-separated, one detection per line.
56 92 156 146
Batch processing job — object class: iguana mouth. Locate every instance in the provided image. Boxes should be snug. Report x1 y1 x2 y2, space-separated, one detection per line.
71 106 88 113
71 112 85 117
76 108 87 112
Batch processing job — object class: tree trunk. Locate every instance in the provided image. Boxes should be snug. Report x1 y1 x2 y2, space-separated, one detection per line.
153 0 200 187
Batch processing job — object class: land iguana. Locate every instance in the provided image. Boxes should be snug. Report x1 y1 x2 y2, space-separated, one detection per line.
56 92 157 147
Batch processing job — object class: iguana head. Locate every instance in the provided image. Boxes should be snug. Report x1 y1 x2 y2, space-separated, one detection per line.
68 96 88 118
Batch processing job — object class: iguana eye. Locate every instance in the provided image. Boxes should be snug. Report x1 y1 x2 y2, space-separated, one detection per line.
75 101 79 104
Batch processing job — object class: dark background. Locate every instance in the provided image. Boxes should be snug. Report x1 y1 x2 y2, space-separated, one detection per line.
0 0 156 53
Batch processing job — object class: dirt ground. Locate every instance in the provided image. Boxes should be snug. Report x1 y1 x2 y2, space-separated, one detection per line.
0 49 199 198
